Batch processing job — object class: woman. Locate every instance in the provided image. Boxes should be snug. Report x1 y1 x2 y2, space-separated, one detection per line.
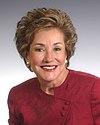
8 8 100 125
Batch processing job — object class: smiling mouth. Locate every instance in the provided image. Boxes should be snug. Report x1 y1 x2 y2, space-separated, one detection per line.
41 66 57 70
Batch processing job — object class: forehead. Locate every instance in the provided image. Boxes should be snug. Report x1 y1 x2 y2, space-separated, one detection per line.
33 28 64 43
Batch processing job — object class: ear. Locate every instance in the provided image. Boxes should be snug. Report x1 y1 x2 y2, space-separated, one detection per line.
24 51 31 63
65 53 68 60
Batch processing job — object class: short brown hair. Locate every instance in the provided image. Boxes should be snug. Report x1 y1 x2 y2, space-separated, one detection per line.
15 7 77 70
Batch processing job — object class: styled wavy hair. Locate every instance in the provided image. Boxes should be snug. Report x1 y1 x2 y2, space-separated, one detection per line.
15 7 77 71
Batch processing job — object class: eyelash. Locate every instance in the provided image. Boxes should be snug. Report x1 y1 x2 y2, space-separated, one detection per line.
34 47 61 52
54 47 61 51
35 48 44 52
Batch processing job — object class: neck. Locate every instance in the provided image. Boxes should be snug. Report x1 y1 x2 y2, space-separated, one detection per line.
39 69 69 95
41 85 55 95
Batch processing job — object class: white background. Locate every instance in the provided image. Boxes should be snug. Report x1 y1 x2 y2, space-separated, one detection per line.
0 0 100 124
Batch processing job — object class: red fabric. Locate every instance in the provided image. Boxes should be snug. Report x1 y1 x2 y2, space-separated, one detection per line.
8 70 100 125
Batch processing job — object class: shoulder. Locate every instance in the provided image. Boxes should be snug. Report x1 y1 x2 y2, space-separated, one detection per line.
69 69 100 89
70 69 99 81
8 77 39 98
67 70 100 101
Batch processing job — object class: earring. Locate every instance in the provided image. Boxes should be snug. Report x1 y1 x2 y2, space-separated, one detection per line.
26 61 33 72
65 59 67 64
65 59 68 67
26 61 30 65
26 61 30 67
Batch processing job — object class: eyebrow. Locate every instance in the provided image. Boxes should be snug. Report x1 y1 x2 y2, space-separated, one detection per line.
53 42 63 45
33 43 45 46
33 42 63 46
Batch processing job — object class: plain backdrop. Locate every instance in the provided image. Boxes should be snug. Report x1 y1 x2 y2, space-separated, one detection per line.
0 0 100 124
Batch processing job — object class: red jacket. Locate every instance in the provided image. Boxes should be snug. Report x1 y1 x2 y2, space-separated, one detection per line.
8 70 100 125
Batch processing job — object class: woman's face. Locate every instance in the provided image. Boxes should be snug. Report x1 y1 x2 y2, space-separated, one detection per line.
27 28 67 84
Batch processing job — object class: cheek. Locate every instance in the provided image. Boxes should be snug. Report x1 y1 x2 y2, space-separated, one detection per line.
30 54 43 65
58 55 66 63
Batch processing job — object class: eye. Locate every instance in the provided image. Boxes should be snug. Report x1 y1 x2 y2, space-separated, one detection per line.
54 47 61 51
34 48 45 52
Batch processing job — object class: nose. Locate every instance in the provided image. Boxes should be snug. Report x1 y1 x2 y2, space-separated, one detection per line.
43 49 54 63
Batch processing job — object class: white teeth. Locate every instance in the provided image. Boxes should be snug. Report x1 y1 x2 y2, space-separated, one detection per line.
43 66 56 69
